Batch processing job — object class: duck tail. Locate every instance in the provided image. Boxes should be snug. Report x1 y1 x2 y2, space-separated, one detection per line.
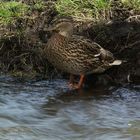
100 48 114 61
99 48 122 66
109 60 122 66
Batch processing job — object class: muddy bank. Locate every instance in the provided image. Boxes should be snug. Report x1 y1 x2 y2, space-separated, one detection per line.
0 1 139 85
0 1 57 80
82 18 140 86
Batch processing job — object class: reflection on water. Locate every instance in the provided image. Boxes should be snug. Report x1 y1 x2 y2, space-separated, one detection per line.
0 76 140 140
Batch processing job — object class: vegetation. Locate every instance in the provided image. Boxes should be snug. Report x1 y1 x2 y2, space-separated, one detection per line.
1 0 139 26
0 0 47 26
55 0 140 21
55 0 111 21
0 0 140 25
0 0 49 80
33 0 46 10
0 1 28 25
121 0 140 10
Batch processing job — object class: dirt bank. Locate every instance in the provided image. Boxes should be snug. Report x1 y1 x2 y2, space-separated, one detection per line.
0 0 139 85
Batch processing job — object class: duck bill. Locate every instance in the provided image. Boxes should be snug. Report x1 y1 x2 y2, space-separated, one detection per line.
45 26 57 31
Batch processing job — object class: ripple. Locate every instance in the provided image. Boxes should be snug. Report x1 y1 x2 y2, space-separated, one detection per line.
0 76 139 140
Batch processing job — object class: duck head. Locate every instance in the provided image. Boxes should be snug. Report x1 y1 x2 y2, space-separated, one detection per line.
47 22 74 37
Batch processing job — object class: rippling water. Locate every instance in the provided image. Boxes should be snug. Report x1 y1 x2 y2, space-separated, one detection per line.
0 76 140 140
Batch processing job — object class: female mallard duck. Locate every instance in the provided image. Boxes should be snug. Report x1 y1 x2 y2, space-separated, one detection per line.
44 21 122 89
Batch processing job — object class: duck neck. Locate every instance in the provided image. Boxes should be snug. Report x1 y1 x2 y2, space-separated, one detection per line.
49 33 69 45
58 29 73 38
59 31 69 38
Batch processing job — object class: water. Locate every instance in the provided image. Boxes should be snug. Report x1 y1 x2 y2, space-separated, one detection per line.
0 76 140 140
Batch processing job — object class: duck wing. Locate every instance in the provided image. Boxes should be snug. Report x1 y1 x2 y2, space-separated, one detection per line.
68 35 114 63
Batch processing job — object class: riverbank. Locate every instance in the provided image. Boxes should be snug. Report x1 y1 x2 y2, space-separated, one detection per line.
0 0 140 85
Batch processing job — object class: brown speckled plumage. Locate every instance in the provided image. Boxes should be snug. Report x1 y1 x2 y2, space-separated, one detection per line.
44 21 121 89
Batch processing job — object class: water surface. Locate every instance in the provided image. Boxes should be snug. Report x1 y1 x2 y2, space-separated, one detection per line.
0 76 140 140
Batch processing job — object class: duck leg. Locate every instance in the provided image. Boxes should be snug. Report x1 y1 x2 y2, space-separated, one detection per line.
69 74 85 89
75 74 85 89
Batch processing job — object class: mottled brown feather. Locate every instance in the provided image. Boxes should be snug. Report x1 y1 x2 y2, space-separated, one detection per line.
45 32 118 75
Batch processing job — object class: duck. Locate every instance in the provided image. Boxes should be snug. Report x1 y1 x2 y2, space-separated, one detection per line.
44 20 122 89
